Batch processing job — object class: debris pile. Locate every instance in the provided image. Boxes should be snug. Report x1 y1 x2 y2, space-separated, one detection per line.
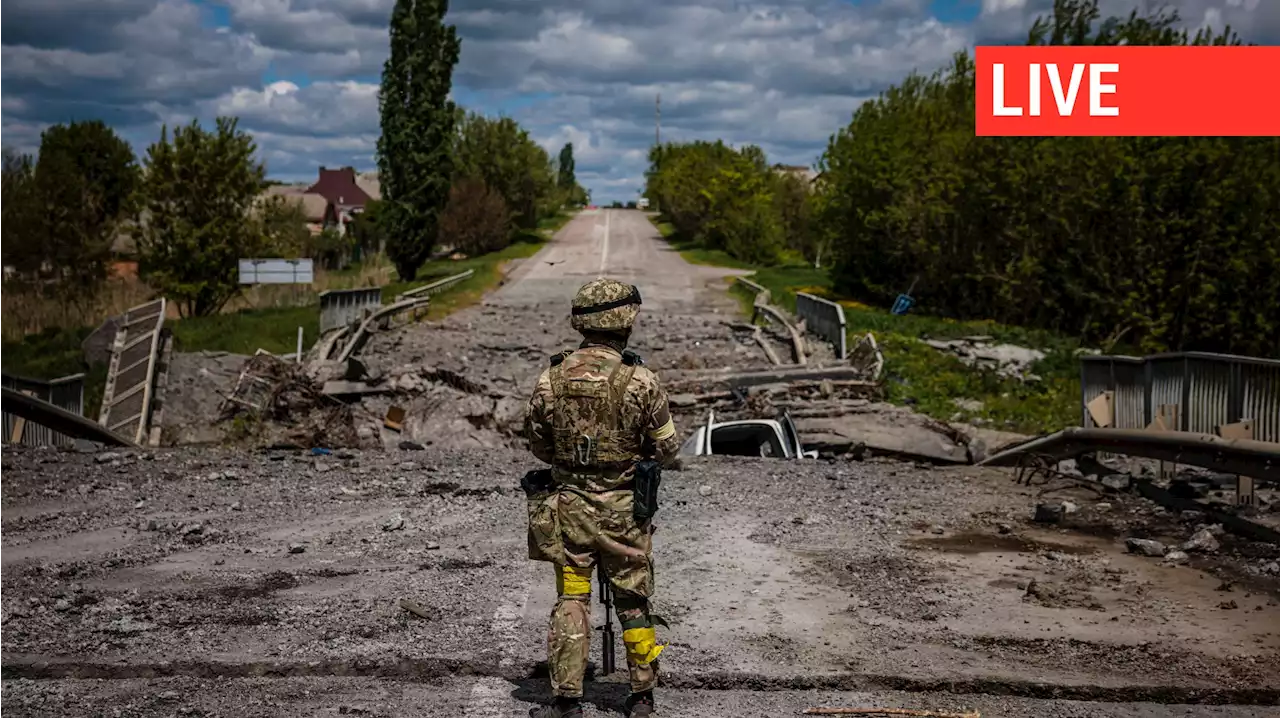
923 336 1045 381
219 354 361 449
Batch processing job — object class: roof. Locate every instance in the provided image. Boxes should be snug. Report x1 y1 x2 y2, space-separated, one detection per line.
773 164 819 183
254 189 332 223
294 194 331 222
306 166 373 208
263 183 310 197
356 172 381 201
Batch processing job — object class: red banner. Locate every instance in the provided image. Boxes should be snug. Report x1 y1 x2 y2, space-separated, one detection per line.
975 46 1280 137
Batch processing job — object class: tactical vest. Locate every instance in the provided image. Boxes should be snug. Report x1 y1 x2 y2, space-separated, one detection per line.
548 349 644 474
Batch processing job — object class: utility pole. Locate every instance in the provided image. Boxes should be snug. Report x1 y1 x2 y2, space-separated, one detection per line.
655 93 661 147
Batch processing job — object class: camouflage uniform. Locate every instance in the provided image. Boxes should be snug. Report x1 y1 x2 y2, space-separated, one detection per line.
525 279 680 716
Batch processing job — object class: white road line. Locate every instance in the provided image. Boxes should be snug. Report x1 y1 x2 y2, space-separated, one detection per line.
599 210 611 276
463 563 533 718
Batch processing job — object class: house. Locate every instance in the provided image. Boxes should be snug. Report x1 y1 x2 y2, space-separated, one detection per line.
305 167 381 232
773 164 820 187
258 184 338 235
355 171 381 202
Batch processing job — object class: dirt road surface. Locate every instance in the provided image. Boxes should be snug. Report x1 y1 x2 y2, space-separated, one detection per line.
4 211 1278 717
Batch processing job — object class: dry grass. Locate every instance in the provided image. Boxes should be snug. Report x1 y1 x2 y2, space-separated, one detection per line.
2 280 158 342
2 255 399 342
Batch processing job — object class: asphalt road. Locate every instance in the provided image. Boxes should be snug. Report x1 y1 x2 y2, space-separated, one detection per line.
492 209 742 314
3 211 1277 717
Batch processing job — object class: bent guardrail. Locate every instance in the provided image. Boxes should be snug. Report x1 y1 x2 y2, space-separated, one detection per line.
795 292 848 360
2 373 86 447
2 386 136 447
396 269 475 302
319 287 383 334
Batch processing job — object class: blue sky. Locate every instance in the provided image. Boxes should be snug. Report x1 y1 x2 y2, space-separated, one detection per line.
3 0 1274 203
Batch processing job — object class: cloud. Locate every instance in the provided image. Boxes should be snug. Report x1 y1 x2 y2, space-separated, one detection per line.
3 0 1277 199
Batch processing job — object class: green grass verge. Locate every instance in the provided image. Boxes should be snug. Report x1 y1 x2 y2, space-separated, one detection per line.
652 220 757 270
167 305 320 356
746 270 1080 435
385 232 549 319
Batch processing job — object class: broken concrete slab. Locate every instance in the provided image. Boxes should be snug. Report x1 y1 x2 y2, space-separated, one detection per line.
923 337 1046 381
1125 538 1167 557
792 404 971 464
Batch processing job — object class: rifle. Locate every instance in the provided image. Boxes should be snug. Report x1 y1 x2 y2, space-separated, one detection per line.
598 565 617 675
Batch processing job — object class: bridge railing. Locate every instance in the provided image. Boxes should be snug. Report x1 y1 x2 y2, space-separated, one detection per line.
1081 351 1280 442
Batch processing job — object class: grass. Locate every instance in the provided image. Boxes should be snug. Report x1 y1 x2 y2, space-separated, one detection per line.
168 305 320 356
384 232 549 319
748 271 1081 435
654 221 757 270
645 214 1080 435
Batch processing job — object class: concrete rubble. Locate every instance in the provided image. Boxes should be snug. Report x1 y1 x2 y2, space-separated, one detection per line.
923 336 1046 381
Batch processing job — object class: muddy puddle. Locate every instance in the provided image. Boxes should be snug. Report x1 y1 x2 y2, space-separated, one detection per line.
907 530 1093 556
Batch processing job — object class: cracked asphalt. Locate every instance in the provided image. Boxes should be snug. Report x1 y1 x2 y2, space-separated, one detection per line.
3 211 1277 717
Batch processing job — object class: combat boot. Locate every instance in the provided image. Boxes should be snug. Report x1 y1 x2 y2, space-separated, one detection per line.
529 698 583 718
624 691 655 717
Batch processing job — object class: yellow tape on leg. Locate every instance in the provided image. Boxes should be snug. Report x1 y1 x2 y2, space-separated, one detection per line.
556 565 593 597
622 626 666 666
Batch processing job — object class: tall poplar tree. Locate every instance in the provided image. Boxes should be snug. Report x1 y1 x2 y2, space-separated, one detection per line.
557 143 576 189
377 0 461 281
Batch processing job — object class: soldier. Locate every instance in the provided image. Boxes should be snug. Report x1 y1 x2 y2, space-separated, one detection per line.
524 278 681 718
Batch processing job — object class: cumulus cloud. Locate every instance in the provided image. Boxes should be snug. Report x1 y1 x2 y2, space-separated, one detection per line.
2 0 1276 196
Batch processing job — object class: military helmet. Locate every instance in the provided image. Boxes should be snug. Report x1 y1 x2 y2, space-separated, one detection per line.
570 278 642 333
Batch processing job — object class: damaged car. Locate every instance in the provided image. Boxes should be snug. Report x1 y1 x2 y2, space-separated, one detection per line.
679 409 817 459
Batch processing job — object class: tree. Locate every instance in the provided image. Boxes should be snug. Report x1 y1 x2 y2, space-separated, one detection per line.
439 176 512 256
1 148 39 275
643 140 785 264
453 112 557 230
557 143 576 189
257 195 311 257
773 171 819 265
349 199 387 259
1 122 139 296
136 117 268 318
813 0 1278 355
377 0 461 281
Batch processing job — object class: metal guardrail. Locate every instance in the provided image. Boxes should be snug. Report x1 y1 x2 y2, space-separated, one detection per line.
795 292 848 360
1081 352 1280 443
2 373 86 447
734 277 770 303
336 296 432 363
318 287 383 334
396 269 475 302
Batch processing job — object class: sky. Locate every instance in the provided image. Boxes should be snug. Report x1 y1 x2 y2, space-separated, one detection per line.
2 0 1275 204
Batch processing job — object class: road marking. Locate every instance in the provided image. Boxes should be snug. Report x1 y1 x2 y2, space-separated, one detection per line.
599 210 611 276
463 563 533 718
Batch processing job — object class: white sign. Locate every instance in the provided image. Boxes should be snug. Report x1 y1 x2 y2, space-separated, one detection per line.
238 258 314 285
